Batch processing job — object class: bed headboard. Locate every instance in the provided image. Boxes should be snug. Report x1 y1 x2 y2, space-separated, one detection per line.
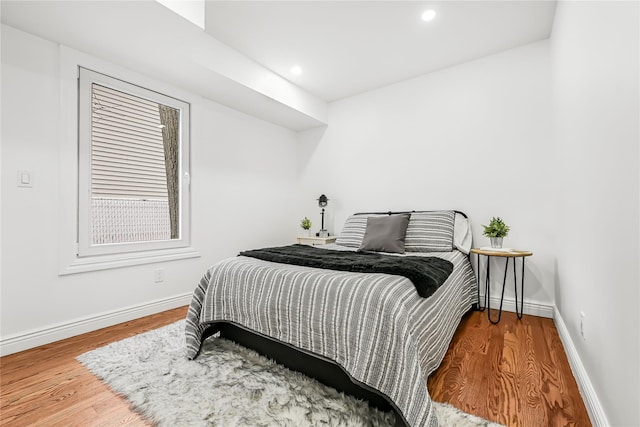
353 209 468 218
337 209 472 254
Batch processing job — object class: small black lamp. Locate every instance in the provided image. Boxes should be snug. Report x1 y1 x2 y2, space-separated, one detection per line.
317 194 329 237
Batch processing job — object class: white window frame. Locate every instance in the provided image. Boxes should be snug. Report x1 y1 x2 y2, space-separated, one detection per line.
78 67 191 257
58 47 198 275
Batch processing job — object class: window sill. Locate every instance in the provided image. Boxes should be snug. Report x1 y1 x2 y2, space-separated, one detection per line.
59 246 200 275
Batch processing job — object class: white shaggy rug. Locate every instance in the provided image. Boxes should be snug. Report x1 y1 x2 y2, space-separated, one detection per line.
78 320 503 427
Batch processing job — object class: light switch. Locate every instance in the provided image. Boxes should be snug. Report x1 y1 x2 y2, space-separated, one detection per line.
17 170 32 187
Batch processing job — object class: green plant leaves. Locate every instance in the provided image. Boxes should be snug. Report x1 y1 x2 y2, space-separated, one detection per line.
482 216 510 238
300 217 312 230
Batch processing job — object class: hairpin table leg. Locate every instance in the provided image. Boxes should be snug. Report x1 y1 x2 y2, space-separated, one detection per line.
471 248 532 324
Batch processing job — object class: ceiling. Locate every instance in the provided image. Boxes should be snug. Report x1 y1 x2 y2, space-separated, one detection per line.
1 1 557 130
204 1 558 101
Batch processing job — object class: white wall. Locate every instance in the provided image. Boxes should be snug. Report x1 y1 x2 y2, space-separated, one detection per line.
0 25 299 352
3 5 638 424
296 3 639 423
297 40 555 314
551 1 639 426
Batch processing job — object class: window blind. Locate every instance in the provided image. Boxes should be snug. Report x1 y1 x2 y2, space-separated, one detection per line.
91 84 168 200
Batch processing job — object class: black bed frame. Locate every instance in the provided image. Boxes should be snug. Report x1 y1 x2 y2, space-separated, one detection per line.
205 210 476 427
202 322 405 426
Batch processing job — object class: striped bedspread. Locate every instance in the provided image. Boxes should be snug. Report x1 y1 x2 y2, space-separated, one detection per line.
185 246 476 427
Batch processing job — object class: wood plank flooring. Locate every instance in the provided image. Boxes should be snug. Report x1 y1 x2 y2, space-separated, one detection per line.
428 310 591 427
1 307 590 426
0 307 187 427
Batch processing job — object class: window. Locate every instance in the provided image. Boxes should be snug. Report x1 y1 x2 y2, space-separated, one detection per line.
78 67 191 257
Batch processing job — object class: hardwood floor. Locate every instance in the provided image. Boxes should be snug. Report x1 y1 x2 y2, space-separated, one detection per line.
0 307 590 426
428 310 591 427
0 307 186 427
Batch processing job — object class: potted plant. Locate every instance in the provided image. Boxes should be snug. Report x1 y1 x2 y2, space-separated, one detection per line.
300 217 312 237
482 217 510 249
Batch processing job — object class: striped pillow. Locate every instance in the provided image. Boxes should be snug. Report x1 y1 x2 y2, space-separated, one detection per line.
404 211 455 252
335 214 375 248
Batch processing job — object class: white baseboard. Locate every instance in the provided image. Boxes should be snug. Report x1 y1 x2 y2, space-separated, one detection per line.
479 293 554 318
553 307 609 426
0 292 192 357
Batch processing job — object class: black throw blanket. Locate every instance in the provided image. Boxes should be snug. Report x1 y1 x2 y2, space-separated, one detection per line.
239 244 453 298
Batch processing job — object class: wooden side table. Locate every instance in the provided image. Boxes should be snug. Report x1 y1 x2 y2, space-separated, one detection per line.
470 248 533 324
296 235 337 246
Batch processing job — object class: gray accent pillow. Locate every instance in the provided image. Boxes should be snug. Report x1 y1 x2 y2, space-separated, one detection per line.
359 214 411 254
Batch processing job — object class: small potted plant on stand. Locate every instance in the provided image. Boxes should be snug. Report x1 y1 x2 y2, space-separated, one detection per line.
482 216 510 249
300 217 312 237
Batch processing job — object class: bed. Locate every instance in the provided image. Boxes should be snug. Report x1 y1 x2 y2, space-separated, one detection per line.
185 210 478 427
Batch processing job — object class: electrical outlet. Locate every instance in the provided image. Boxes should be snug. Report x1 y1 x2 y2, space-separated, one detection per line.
580 311 586 340
154 269 165 283
17 170 33 188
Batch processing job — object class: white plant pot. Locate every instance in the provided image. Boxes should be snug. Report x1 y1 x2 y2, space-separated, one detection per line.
302 229 311 237
490 237 503 249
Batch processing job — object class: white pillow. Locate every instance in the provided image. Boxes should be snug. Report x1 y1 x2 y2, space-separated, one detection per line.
454 213 473 254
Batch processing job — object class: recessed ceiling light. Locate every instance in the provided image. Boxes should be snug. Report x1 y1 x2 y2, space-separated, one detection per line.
421 9 436 22
290 65 302 76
